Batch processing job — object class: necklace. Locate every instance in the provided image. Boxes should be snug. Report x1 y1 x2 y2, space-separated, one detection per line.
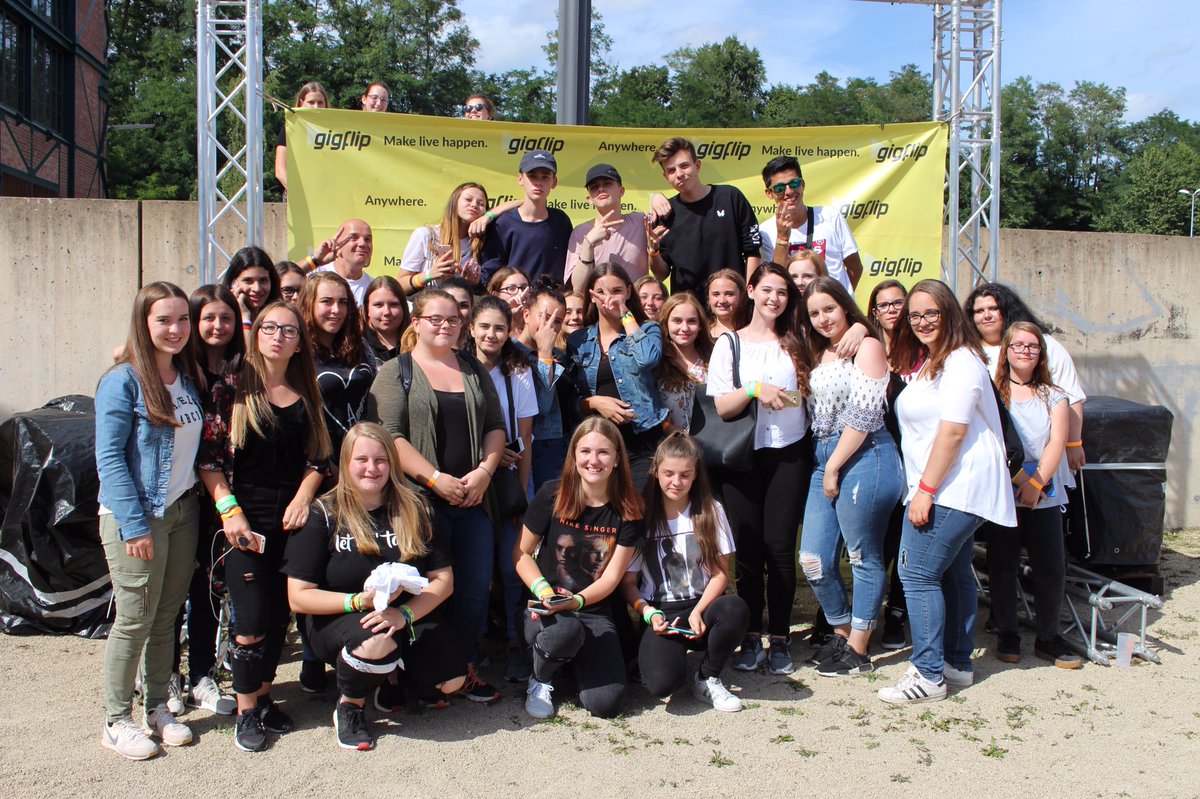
1009 377 1033 387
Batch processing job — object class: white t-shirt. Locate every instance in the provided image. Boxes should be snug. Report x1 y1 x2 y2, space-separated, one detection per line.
982 334 1085 405
758 205 857 293
102 376 202 517
628 501 736 604
895 347 1016 527
314 265 372 307
400 226 474 275
707 334 808 449
1008 387 1071 509
487 364 538 443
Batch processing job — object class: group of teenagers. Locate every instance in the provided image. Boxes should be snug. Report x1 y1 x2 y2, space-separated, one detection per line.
93 136 1088 760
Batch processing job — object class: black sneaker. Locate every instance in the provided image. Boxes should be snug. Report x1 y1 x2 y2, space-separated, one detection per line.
1034 636 1083 670
458 664 500 704
996 631 1021 664
373 682 405 714
257 696 294 733
816 645 874 677
504 644 532 683
881 608 907 650
234 708 267 753
300 659 328 693
809 633 848 666
334 702 375 751
808 610 834 645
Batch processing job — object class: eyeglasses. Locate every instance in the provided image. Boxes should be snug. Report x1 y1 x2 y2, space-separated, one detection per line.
1007 343 1042 354
259 322 300 339
419 315 463 328
496 284 530 296
874 299 904 313
972 305 1000 317
280 287 300 298
464 103 488 113
364 94 388 103
907 310 943 326
769 178 803 195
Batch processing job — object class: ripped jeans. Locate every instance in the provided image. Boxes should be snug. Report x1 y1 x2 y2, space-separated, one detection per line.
799 429 903 631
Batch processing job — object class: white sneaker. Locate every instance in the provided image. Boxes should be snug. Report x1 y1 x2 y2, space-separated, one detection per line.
144 703 193 747
189 676 237 715
877 664 947 705
102 716 158 760
692 672 743 712
525 677 555 719
943 664 974 687
166 672 186 715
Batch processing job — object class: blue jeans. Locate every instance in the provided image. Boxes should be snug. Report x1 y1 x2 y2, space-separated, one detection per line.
898 504 984 680
432 500 494 665
530 436 567 495
497 516 524 641
800 430 903 631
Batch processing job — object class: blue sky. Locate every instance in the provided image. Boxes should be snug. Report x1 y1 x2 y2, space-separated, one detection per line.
456 0 1200 123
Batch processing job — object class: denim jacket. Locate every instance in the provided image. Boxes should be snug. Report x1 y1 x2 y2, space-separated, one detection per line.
567 322 668 434
95 363 202 541
513 339 569 441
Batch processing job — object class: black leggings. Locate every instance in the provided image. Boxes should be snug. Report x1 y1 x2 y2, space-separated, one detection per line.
225 485 294 695
720 439 812 638
524 609 626 718
638 595 750 697
882 500 907 614
985 508 1068 641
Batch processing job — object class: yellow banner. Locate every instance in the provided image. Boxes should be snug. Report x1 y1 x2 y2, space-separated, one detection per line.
286 111 946 301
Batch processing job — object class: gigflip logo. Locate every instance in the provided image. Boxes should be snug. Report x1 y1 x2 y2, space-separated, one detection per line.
506 135 565 155
312 129 372 151
695 140 752 161
874 143 928 163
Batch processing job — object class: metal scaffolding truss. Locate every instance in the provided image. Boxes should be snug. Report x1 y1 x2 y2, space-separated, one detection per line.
933 0 1002 292
196 0 264 285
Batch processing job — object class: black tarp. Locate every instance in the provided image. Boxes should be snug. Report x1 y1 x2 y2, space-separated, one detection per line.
1065 395 1173 568
0 395 113 637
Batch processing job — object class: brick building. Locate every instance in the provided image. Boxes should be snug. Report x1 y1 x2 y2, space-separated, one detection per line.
0 0 107 197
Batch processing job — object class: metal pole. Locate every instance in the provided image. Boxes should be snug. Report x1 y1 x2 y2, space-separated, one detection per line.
988 0 1002 282
556 0 591 125
1192 193 1196 238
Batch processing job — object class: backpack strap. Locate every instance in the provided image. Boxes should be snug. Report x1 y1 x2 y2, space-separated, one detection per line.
396 353 414 394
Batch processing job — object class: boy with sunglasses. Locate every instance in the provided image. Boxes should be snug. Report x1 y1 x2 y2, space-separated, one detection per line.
758 156 862 292
480 149 573 287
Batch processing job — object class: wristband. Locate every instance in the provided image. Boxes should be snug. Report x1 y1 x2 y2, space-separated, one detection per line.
745 381 760 400
1027 476 1045 492
918 479 938 496
215 494 239 514
304 255 318 272
632 599 647 616
645 608 664 625
485 211 496 221
477 463 494 478
344 593 356 613
647 249 661 256
575 594 586 610
220 507 244 522
539 357 555 365
1011 472 1024 485
530 577 550 598
1066 441 1083 448
578 257 595 265
398 604 417 642
425 470 441 490
620 311 635 326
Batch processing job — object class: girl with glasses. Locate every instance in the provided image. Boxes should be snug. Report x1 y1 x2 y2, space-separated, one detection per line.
487 265 534 339
275 261 307 305
369 289 507 705
878 280 1015 705
987 322 1081 669
198 301 332 750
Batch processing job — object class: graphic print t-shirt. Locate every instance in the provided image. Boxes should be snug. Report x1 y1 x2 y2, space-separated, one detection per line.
524 479 645 598
628 502 735 604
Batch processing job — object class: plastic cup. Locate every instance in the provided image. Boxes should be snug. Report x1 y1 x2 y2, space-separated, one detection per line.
1115 632 1135 668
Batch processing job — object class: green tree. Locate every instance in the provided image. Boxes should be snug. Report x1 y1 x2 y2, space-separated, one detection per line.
591 65 675 128
667 36 765 127
999 77 1049 228
1099 143 1200 235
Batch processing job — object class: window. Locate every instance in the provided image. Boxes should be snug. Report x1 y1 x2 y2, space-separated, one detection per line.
30 34 63 131
29 0 67 32
0 12 21 110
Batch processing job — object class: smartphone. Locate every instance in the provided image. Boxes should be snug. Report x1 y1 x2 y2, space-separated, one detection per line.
666 625 697 636
236 531 266 553
506 437 526 456
544 594 575 608
434 243 453 258
780 389 804 406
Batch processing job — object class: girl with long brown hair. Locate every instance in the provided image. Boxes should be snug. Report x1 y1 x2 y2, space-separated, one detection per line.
705 268 750 338
621 432 749 712
96 282 205 760
514 417 645 720
284 423 467 751
655 291 714 431
198 301 331 751
399 182 492 293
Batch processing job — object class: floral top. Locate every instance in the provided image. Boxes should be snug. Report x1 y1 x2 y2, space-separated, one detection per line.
808 357 889 439
660 359 708 430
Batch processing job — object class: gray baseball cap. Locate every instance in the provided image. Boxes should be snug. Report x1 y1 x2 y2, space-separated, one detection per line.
519 149 558 174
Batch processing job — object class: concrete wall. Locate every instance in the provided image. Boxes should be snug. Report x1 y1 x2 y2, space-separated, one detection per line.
2 199 1195 526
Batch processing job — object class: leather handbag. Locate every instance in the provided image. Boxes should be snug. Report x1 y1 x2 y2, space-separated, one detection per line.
689 332 758 472
493 372 529 517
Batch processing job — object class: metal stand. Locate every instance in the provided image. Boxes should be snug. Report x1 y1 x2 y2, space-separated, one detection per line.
196 0 264 285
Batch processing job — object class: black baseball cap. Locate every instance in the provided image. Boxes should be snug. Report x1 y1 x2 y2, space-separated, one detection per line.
519 149 558 174
585 163 622 188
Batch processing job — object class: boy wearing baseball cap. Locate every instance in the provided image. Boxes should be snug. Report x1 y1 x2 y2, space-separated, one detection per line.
565 163 656 292
481 149 574 285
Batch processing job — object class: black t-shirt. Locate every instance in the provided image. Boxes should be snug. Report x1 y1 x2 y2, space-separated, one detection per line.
660 184 762 296
524 479 644 597
315 354 377 454
432 390 474 477
364 327 400 367
283 502 451 602
233 399 310 491
275 125 286 148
